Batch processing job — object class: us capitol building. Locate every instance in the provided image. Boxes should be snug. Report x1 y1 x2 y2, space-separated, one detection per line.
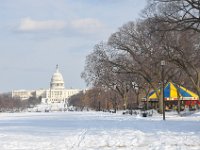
11 65 81 104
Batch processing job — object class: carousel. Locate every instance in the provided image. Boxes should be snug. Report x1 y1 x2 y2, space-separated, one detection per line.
145 82 200 110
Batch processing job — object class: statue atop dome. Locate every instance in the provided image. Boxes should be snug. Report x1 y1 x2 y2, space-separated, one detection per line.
56 64 59 72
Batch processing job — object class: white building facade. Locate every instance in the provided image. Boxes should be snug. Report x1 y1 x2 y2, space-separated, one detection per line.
11 65 81 104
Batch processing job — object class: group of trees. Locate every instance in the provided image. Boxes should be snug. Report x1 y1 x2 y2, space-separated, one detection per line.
77 0 200 112
0 94 41 112
68 88 140 112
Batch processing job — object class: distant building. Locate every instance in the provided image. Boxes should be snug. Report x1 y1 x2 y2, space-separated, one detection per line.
11 89 34 100
11 65 81 103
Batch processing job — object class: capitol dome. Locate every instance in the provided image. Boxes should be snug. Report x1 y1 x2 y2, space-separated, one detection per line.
50 65 65 89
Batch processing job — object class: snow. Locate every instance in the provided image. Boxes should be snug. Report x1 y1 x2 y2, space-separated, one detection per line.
0 111 200 150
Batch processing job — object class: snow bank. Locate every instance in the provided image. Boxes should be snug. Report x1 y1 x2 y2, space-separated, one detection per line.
0 111 199 150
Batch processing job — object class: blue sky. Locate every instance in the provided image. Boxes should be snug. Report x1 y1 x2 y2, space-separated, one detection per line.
0 0 146 92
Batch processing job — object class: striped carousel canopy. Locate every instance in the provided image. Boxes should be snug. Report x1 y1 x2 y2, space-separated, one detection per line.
148 82 199 101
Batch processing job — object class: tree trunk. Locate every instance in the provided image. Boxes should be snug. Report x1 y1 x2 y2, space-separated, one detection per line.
177 99 181 114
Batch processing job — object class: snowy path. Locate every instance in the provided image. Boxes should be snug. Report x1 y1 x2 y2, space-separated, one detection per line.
0 112 200 150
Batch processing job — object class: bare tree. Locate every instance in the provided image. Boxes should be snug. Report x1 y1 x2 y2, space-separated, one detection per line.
81 43 139 109
158 28 200 96
145 0 200 32
107 20 183 112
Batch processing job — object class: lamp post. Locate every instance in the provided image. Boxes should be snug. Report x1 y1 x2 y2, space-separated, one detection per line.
114 85 117 113
161 60 166 120
132 82 139 107
98 92 101 111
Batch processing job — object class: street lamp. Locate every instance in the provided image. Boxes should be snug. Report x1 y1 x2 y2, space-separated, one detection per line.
132 82 139 107
161 60 165 120
114 85 117 113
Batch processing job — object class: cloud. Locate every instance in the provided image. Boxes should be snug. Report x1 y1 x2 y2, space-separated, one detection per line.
18 18 67 31
17 17 105 34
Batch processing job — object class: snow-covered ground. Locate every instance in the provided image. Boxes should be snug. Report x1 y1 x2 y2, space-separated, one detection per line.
0 111 200 150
